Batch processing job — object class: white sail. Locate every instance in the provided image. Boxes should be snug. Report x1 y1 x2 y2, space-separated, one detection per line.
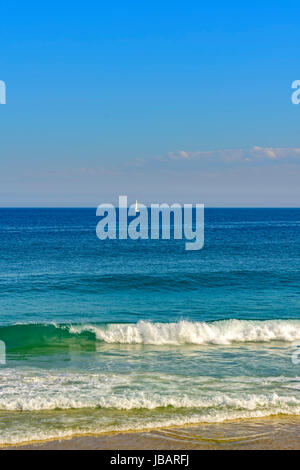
135 200 139 213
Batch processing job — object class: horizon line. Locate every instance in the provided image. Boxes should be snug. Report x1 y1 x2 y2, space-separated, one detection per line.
0 206 300 209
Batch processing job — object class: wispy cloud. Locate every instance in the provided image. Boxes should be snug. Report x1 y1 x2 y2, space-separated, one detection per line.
2 146 300 206
166 146 300 163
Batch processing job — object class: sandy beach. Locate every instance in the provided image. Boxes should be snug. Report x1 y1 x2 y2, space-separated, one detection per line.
4 416 300 450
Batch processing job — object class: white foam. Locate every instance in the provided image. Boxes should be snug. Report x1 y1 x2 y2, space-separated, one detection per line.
1 369 300 412
1 368 300 445
68 319 300 345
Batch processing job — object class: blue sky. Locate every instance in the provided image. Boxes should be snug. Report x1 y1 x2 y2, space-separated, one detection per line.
0 0 300 206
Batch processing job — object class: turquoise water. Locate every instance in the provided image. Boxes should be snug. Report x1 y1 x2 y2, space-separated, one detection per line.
0 208 300 444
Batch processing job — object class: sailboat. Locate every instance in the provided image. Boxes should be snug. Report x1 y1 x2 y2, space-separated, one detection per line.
135 200 139 213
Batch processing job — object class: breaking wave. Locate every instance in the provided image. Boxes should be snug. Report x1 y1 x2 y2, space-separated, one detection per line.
2 319 300 351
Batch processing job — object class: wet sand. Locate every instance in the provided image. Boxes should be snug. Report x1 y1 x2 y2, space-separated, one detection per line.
4 416 300 450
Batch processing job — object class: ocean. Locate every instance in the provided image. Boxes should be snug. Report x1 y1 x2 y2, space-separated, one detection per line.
0 208 300 446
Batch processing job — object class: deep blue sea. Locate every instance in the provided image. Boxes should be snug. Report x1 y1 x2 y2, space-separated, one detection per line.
0 208 299 444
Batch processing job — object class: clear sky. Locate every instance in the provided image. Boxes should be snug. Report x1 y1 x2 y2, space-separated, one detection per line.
1 0 300 206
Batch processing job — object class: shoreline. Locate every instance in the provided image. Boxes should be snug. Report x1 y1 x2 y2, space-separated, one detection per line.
3 415 300 450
